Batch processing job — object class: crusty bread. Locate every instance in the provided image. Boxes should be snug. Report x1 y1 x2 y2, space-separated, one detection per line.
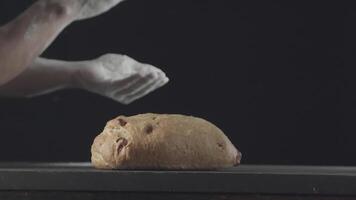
91 113 241 169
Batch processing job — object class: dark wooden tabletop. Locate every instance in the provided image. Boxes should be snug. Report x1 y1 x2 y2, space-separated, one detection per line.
0 163 356 197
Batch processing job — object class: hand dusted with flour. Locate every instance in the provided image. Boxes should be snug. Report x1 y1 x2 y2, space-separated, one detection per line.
91 113 241 170
75 54 169 104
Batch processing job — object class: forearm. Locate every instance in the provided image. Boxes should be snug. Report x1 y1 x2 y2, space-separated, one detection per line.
0 0 79 86
0 57 79 97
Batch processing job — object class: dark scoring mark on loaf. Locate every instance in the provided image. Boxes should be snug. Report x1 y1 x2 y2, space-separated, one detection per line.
152 117 157 120
118 118 127 126
116 138 128 154
217 142 224 149
145 124 154 134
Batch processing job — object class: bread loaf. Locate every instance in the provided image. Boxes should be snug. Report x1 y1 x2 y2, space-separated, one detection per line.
91 113 241 169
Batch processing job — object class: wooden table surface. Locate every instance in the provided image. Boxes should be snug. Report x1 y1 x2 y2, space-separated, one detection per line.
1 163 356 199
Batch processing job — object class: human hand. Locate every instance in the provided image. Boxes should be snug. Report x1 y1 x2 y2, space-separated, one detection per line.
74 54 169 104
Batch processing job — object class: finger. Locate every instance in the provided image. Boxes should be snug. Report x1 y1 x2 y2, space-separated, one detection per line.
122 70 161 97
101 73 141 96
124 77 168 105
121 74 169 104
122 76 169 105
133 63 166 77
111 72 155 102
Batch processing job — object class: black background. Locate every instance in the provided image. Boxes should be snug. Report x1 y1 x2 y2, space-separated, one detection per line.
0 0 355 165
